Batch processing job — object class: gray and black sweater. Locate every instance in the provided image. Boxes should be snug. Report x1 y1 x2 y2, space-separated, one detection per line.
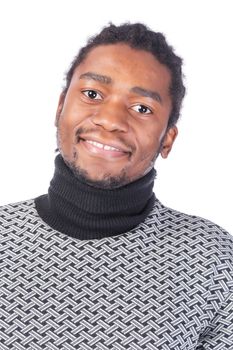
1 155 233 349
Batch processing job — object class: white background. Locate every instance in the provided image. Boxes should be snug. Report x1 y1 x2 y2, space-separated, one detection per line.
0 0 232 233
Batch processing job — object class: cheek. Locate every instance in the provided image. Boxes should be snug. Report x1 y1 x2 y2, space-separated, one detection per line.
138 131 159 158
57 119 76 151
135 125 168 167
57 121 72 142
58 106 86 136
60 96 89 125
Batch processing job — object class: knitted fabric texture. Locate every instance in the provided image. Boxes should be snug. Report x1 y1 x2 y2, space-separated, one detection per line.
1 199 233 349
35 154 156 239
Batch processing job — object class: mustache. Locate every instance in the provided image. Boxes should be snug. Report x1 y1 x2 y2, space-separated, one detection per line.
75 127 136 153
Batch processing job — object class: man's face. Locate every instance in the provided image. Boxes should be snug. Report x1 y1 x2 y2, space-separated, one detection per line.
56 43 177 188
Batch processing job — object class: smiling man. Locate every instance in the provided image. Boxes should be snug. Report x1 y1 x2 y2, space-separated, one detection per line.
55 43 175 190
1 23 233 349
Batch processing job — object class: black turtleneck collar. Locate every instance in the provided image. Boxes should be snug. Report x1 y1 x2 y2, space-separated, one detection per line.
35 154 156 240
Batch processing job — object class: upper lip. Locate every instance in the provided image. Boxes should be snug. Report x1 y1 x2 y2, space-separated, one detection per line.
78 135 132 153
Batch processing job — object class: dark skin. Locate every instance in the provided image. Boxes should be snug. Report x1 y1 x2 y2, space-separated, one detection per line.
55 44 178 188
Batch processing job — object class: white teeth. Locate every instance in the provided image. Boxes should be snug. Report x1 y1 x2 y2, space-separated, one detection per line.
86 140 104 149
103 145 119 151
85 140 121 152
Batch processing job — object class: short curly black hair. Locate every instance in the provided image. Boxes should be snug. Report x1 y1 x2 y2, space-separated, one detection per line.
63 22 186 128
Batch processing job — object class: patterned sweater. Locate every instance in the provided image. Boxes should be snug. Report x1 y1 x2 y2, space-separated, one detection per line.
1 198 233 349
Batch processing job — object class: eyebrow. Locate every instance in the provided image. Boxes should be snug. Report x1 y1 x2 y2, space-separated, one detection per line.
130 86 162 104
79 72 112 84
79 71 162 104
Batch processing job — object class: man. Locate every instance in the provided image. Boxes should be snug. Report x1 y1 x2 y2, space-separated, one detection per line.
0 23 233 349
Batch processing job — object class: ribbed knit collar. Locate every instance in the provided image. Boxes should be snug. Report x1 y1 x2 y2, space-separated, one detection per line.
35 154 156 240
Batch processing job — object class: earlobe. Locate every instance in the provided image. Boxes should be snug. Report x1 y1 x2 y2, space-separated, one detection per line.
55 93 66 127
160 126 178 159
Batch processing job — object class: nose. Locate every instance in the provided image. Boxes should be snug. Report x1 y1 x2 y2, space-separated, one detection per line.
91 101 129 133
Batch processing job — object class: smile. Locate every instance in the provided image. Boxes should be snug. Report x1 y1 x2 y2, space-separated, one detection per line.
85 140 122 152
79 138 131 159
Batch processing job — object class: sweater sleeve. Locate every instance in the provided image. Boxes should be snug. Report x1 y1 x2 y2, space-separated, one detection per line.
197 291 233 349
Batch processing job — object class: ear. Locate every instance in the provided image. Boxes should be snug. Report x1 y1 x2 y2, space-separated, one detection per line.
160 126 178 159
55 93 66 127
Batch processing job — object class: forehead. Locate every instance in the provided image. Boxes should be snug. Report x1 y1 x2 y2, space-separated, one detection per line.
74 44 171 93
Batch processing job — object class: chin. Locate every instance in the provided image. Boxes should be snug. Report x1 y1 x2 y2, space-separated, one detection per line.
64 158 130 189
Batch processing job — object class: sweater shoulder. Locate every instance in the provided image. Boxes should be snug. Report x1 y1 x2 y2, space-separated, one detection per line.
148 199 233 267
151 199 232 239
0 198 36 212
0 199 37 229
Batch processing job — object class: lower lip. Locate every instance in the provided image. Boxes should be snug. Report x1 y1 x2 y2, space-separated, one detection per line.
80 140 129 159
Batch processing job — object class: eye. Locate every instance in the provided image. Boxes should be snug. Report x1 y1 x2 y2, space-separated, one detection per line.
132 104 152 115
82 89 102 100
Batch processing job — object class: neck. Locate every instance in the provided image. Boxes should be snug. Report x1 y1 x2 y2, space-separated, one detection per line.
35 154 156 240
